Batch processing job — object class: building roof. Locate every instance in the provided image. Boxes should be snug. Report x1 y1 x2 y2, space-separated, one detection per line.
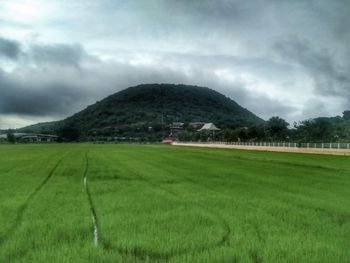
169 122 184 128
198 123 220 131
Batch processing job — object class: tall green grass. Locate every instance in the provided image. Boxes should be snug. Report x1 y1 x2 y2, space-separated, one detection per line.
0 144 349 262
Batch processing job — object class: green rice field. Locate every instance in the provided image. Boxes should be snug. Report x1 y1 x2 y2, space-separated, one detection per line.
0 144 349 262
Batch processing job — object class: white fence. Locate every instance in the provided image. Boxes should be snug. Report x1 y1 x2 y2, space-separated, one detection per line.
185 141 350 150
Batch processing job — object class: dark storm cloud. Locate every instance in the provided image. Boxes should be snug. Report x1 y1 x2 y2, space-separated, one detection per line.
29 43 87 67
0 36 88 66
0 37 97 118
274 38 350 98
0 37 21 60
0 56 190 117
0 72 83 116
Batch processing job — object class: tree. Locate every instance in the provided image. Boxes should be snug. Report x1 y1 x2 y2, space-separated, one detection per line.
177 131 193 141
6 131 16 143
237 127 249 141
343 110 350 121
58 124 81 141
222 129 238 142
265 116 289 141
247 125 266 141
293 118 333 142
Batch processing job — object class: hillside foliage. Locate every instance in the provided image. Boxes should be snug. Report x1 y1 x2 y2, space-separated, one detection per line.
13 85 350 142
18 84 263 140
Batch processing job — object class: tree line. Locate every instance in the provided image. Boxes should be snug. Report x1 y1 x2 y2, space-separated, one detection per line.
2 111 350 143
178 111 350 143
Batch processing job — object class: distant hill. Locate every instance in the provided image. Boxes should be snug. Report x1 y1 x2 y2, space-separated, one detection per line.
19 84 264 139
18 121 61 134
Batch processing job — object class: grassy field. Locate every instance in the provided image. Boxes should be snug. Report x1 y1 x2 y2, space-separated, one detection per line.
0 144 349 262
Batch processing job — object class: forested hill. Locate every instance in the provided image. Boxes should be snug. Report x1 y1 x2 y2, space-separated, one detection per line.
19 84 263 137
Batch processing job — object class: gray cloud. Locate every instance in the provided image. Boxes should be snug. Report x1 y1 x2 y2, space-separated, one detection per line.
0 0 350 128
29 43 87 67
0 36 89 66
274 38 350 98
0 72 83 116
0 43 293 122
301 99 329 119
0 37 21 60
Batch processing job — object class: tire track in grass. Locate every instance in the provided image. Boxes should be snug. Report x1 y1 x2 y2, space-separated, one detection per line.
98 151 231 261
83 151 99 247
0 156 64 245
160 152 347 261
135 150 276 261
125 160 232 247
116 151 233 239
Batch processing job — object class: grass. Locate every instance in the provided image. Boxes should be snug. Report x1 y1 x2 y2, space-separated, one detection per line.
0 144 349 262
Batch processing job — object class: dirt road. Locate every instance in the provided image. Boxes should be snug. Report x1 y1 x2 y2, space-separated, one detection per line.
173 142 350 156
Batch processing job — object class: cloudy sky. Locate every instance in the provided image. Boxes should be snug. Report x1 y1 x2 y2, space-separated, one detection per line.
0 0 349 128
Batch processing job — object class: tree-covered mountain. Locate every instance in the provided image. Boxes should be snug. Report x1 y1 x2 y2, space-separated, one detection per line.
19 84 264 140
